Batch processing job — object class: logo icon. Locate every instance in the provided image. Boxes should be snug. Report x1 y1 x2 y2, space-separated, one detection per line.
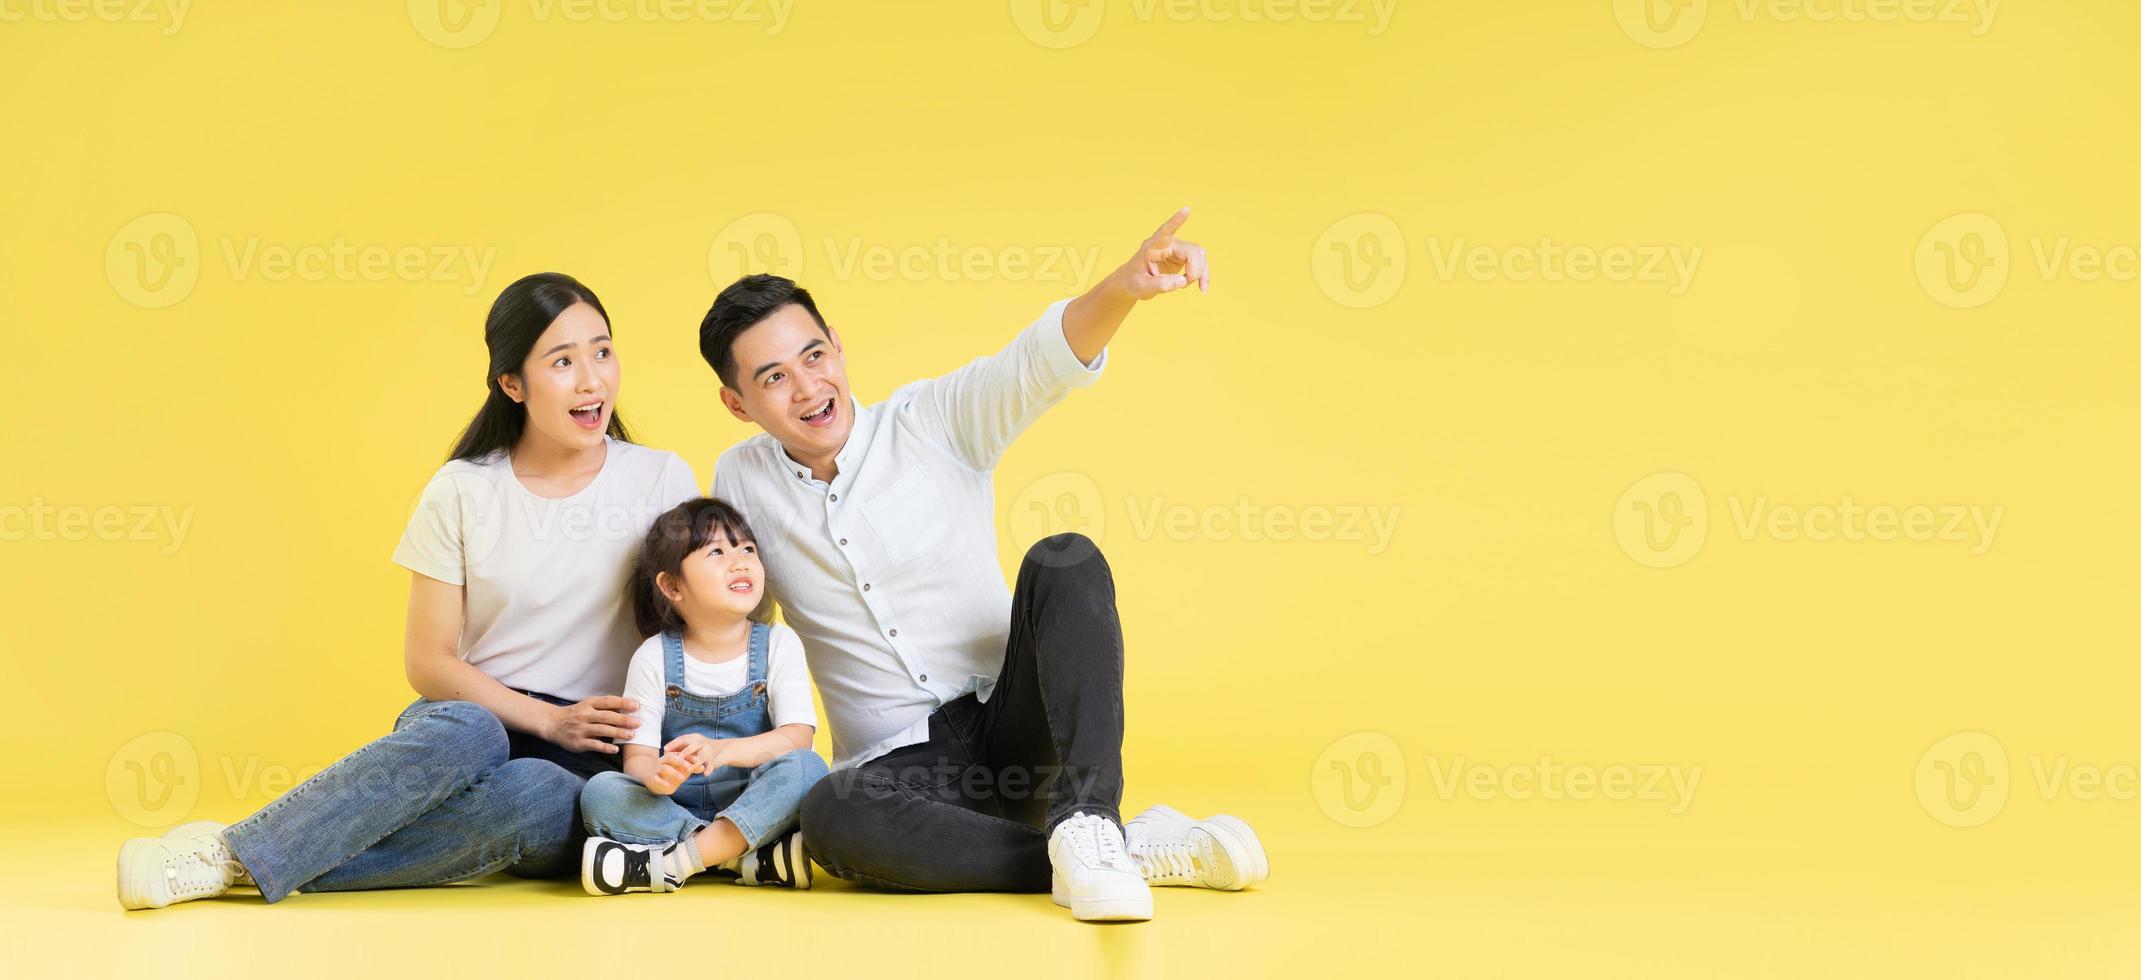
1312 731 1407 828
1612 471 1708 568
1008 471 1106 567
1915 731 2009 828
106 212 201 309
1915 212 2009 309
709 212 804 286
106 731 201 827
1311 212 1407 308
1010 0 1104 49
1614 0 1708 49
409 0 501 49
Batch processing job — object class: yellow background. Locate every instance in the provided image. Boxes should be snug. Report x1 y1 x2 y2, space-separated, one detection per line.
4 0 2139 975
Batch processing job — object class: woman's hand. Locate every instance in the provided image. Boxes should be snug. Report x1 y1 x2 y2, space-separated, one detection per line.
541 695 640 754
642 751 694 796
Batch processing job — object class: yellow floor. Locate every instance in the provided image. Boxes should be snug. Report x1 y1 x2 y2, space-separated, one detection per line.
15 801 2141 979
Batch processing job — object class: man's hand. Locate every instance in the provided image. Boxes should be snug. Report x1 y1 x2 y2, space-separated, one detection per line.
1118 206 1209 299
642 751 694 796
1065 207 1211 363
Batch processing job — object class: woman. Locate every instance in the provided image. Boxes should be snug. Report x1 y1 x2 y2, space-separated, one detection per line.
118 272 699 908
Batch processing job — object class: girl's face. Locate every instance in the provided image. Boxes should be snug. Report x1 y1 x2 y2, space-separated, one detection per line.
501 301 618 455
660 530 763 628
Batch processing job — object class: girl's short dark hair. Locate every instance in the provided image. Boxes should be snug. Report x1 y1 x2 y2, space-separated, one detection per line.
630 497 758 638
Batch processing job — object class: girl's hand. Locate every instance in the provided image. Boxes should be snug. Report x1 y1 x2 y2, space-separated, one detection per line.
541 696 640 754
642 752 694 796
664 733 730 774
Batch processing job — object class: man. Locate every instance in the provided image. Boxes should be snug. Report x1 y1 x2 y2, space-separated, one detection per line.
700 209 1267 922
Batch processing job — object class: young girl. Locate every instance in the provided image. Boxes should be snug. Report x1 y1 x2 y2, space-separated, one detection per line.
579 497 830 894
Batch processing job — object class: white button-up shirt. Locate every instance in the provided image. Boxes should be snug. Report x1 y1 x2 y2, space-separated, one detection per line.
711 300 1105 770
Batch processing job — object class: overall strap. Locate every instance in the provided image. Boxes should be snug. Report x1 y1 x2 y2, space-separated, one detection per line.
746 621 772 685
662 630 686 691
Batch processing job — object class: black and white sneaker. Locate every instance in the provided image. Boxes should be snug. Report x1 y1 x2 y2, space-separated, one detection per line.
734 830 811 889
582 837 687 895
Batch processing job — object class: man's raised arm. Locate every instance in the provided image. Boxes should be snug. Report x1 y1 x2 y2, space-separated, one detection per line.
1062 206 1210 364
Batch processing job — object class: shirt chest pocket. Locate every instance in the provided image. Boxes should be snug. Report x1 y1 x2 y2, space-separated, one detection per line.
861 466 952 566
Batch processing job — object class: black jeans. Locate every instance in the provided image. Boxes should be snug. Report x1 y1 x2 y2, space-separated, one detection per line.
508 689 628 782
799 532 1126 893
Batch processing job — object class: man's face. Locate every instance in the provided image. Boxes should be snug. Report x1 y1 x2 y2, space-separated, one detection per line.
719 302 853 461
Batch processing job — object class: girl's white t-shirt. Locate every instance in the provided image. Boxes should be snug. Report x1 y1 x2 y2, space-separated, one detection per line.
618 623 818 749
391 438 700 703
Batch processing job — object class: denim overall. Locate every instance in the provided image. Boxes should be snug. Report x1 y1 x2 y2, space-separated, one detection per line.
663 623 776 810
576 623 829 850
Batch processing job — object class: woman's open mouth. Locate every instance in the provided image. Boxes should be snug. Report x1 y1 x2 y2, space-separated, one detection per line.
569 400 605 430
799 396 837 429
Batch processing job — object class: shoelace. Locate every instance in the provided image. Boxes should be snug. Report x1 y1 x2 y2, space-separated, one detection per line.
1066 813 1136 872
161 845 237 898
1132 837 1202 884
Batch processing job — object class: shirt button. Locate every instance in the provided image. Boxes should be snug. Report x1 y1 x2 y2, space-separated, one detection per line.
839 538 848 546
795 471 805 479
830 492 839 502
863 583 871 591
920 673 929 682
889 628 898 637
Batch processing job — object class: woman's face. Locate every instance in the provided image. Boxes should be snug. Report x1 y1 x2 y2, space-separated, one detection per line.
502 301 618 454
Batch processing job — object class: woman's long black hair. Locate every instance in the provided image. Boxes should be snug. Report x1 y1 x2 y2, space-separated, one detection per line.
447 272 634 462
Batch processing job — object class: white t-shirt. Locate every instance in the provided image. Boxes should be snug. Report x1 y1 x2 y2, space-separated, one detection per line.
618 623 818 749
391 438 700 703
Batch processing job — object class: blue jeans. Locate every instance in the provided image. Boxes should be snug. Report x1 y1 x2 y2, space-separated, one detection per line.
222 699 599 903
580 747 828 850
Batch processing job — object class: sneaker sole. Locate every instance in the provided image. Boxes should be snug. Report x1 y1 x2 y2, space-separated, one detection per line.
1051 874 1154 921
581 838 626 896
1199 815 1269 889
116 838 163 910
792 834 813 890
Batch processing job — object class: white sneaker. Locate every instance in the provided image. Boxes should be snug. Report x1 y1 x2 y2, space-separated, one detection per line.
164 821 252 887
734 829 812 889
581 837 687 895
117 828 242 910
1048 811 1152 922
1125 804 1269 890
